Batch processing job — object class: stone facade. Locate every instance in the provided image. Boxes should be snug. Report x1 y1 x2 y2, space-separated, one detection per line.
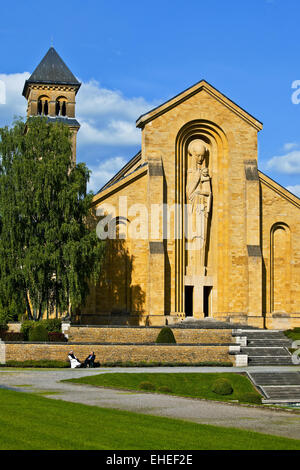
83 80 300 329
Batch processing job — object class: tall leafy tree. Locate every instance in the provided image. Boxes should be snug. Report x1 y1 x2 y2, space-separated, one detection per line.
0 117 104 320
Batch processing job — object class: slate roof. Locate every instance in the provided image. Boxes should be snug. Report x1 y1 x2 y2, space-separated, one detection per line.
23 47 81 96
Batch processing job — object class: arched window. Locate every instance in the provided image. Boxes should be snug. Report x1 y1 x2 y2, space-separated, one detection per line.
55 96 68 117
37 95 50 116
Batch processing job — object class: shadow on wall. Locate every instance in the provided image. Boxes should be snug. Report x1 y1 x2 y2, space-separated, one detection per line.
83 237 146 324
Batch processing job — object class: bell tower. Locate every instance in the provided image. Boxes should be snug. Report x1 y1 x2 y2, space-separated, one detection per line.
22 47 81 162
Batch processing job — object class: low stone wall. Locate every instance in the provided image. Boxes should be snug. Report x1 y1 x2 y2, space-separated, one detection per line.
67 327 233 344
4 343 233 364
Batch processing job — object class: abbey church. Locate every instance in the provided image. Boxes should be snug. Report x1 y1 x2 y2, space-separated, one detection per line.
23 48 300 330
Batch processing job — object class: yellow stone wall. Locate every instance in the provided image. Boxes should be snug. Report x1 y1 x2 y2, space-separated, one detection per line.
68 326 233 344
259 173 300 329
4 342 233 364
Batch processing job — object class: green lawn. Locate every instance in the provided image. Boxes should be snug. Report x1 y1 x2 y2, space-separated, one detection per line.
65 372 261 403
0 388 299 450
284 327 300 342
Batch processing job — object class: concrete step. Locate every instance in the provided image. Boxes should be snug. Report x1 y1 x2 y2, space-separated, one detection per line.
249 372 300 386
248 357 294 365
263 386 300 400
238 332 288 340
242 347 290 357
248 372 300 403
247 339 291 347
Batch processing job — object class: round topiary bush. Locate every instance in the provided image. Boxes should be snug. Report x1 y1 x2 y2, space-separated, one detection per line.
211 378 233 396
238 392 262 404
139 381 156 391
158 385 172 393
155 327 176 344
28 324 49 342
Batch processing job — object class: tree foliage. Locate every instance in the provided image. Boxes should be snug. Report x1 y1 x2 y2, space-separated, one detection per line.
0 117 104 320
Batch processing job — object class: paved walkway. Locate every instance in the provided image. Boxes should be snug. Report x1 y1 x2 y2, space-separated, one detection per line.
1 366 300 440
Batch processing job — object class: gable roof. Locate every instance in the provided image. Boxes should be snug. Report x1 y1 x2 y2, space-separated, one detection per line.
136 79 263 131
23 47 81 97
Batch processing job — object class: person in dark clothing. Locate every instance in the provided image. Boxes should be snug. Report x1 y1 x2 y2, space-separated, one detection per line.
84 351 96 368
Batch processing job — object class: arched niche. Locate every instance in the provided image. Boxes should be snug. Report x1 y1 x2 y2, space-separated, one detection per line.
174 120 228 313
270 222 291 313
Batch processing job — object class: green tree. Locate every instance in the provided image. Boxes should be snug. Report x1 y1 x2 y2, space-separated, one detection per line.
0 117 104 320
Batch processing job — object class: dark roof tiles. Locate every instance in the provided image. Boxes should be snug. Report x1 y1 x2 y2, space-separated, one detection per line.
23 47 81 96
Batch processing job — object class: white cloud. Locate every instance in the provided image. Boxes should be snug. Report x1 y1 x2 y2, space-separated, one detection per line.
266 150 300 174
0 72 30 124
283 142 298 151
77 79 156 147
77 79 153 120
79 119 141 146
286 185 300 198
87 156 127 193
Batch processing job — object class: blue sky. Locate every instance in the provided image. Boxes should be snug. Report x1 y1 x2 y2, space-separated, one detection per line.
0 0 300 195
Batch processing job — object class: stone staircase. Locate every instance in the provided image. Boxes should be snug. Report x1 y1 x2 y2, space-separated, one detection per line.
248 372 300 404
233 329 294 366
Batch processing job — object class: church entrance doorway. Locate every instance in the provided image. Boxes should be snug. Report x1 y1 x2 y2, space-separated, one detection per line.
185 286 193 317
204 286 212 317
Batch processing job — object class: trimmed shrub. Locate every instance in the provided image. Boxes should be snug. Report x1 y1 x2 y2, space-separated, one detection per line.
0 327 8 339
239 392 262 405
0 332 24 341
20 320 35 340
41 319 62 333
211 378 233 395
158 386 172 393
155 327 176 344
28 324 49 342
48 332 67 342
139 381 156 391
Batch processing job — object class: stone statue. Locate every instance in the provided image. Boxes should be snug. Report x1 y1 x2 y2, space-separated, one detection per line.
186 139 212 274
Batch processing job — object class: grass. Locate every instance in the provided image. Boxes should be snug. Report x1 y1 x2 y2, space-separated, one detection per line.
65 372 261 404
0 388 299 450
1 360 70 368
284 327 300 342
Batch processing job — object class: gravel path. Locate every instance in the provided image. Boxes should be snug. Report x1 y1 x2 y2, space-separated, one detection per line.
1 366 300 440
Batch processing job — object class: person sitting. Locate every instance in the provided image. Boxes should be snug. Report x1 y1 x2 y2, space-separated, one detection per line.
84 351 96 368
68 350 81 369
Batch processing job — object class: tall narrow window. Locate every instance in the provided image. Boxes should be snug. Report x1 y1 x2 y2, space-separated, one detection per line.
56 97 68 117
55 100 60 116
61 100 66 116
38 100 42 115
37 96 50 116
